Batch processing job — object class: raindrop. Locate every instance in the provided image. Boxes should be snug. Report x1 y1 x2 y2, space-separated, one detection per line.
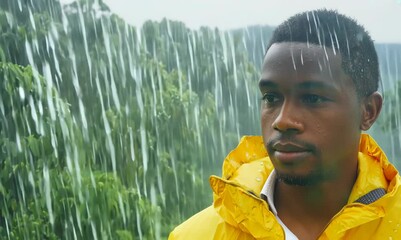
291 48 297 70
18 87 25 101
300 49 304 65
43 165 54 227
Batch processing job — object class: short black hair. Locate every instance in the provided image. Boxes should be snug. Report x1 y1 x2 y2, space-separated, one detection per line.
266 9 379 97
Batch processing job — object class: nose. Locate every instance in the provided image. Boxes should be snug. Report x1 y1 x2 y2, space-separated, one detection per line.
272 100 304 133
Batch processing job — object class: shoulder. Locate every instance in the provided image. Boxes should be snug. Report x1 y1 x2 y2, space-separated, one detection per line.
168 205 223 240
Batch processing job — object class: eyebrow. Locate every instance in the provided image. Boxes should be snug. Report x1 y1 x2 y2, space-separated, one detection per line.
259 79 336 91
258 80 277 89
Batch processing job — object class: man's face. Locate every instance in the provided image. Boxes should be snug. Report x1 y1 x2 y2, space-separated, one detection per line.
259 42 362 186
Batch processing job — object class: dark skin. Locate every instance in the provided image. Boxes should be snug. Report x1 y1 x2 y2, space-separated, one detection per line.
259 42 382 240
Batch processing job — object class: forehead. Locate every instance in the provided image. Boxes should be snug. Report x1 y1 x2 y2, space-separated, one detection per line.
261 42 344 83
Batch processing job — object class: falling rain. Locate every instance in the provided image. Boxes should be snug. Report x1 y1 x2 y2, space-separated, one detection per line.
0 0 400 239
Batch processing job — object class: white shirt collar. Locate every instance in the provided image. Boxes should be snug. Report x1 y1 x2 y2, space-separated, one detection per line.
260 170 299 240
260 170 278 214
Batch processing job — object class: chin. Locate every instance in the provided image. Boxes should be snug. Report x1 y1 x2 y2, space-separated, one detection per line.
276 170 324 186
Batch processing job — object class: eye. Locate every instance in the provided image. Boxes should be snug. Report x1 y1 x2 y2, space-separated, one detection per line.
262 93 281 105
302 94 326 104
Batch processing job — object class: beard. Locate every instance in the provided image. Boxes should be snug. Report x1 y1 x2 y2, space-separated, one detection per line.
266 135 329 186
276 170 326 186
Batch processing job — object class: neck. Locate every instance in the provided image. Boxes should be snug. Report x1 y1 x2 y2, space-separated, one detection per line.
274 159 358 238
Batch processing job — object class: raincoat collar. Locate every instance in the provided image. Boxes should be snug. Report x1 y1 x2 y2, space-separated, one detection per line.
209 134 399 239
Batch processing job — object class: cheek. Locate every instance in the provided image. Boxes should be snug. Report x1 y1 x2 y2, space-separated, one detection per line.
260 109 274 140
315 109 361 157
331 107 361 135
260 108 274 127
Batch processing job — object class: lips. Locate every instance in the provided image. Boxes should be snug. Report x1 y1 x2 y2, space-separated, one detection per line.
273 142 309 152
272 142 311 164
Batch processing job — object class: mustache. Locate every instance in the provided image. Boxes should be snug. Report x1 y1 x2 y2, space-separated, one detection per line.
267 135 317 153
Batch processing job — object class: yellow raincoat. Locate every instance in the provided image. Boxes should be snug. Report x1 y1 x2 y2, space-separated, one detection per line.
169 134 401 239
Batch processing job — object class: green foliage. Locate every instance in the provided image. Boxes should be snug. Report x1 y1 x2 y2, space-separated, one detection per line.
380 80 401 131
0 62 158 239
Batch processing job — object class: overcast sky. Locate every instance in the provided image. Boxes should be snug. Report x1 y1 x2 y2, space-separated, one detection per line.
62 0 401 43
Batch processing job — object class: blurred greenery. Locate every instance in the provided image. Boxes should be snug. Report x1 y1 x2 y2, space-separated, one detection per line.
0 0 400 239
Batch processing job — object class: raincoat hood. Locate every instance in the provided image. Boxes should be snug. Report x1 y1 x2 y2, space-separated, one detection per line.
170 134 401 240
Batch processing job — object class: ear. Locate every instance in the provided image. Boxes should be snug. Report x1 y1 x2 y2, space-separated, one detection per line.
360 91 383 131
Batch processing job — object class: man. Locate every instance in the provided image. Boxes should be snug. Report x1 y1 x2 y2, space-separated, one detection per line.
169 9 401 240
